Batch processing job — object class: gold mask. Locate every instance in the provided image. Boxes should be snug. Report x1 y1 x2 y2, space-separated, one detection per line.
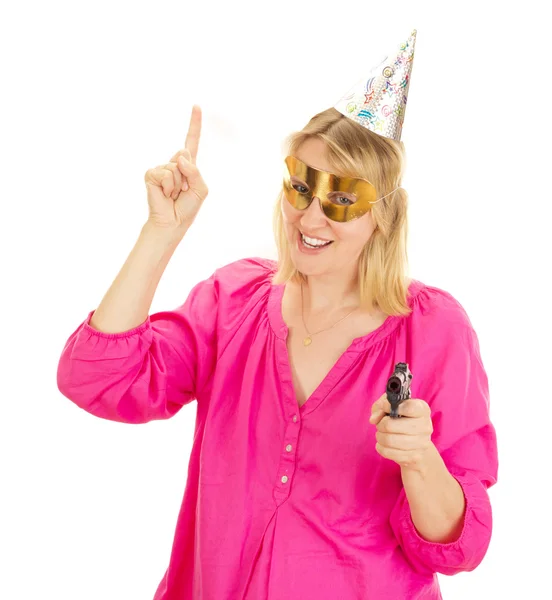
282 156 381 223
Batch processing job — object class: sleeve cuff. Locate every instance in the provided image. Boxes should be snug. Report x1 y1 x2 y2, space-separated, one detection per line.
83 309 151 339
392 471 493 575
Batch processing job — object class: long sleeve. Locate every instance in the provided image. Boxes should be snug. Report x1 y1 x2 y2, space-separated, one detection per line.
389 291 498 576
56 270 219 424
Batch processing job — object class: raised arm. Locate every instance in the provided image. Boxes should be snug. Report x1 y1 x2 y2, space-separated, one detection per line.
57 106 215 423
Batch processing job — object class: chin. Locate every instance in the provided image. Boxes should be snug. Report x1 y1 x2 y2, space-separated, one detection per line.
290 248 334 277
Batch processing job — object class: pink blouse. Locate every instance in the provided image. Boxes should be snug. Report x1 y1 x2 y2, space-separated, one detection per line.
57 257 498 600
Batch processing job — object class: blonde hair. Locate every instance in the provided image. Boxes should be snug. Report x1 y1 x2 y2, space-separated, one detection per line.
272 107 413 317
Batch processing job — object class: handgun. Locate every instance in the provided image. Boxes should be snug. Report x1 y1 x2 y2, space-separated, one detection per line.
385 362 413 418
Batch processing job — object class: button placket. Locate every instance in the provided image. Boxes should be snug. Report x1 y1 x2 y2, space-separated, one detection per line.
273 414 301 504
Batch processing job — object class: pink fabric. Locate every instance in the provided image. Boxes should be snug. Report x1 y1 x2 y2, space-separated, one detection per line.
57 257 498 600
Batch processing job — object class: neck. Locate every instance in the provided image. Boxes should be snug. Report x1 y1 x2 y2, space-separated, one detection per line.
301 265 360 314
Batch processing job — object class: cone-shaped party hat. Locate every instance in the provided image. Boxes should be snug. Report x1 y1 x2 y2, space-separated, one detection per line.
333 29 417 142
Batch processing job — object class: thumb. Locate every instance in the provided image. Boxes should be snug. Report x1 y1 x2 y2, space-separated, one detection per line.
177 150 199 180
177 149 208 199
370 394 387 420
371 393 387 413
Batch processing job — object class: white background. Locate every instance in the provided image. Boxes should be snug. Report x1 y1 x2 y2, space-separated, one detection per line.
1 1 550 598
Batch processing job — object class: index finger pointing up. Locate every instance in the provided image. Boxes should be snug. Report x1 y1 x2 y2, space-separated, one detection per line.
185 104 202 164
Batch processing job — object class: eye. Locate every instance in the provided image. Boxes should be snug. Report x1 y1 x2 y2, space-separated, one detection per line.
330 194 356 206
292 182 309 194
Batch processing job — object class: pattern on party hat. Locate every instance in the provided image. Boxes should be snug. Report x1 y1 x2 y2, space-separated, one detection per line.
333 29 417 142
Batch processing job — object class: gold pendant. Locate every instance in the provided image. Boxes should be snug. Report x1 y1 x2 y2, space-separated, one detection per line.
303 336 312 346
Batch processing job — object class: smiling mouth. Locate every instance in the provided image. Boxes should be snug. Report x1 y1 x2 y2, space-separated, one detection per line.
300 232 334 249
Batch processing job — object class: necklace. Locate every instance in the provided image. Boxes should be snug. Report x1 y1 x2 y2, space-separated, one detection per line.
300 281 358 346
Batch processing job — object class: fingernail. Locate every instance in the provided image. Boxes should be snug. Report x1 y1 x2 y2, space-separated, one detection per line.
183 181 189 191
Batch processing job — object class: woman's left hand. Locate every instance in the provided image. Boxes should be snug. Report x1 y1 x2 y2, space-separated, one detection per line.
369 393 434 471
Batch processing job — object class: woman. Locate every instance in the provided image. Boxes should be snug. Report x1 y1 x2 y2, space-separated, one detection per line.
57 32 498 600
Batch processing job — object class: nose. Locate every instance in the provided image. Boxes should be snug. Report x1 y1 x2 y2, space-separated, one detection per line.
300 196 327 228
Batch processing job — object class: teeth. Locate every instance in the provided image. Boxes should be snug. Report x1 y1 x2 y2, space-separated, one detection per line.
301 233 332 248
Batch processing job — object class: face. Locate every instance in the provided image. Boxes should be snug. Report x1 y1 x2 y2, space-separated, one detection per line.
281 138 378 279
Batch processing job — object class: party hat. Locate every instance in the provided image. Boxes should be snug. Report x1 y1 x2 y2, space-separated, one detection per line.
333 29 417 142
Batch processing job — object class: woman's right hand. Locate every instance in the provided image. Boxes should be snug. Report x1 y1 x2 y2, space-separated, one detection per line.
144 105 209 231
